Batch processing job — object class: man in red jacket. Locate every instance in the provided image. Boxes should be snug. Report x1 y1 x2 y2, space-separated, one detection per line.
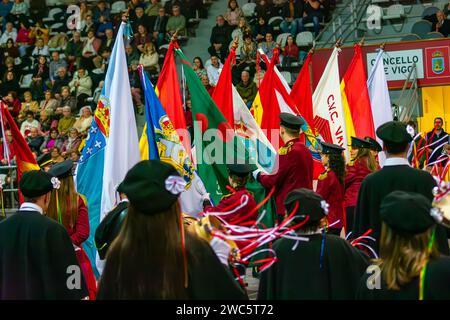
255 113 313 220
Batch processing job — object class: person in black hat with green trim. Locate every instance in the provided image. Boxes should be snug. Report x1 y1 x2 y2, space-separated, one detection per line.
47 160 97 300
0 170 88 299
258 188 369 300
345 136 379 235
354 121 449 256
255 113 314 220
97 160 247 300
357 190 450 300
317 141 346 236
203 163 257 227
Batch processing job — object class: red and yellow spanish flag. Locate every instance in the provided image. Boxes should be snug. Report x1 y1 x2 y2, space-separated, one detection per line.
340 44 375 140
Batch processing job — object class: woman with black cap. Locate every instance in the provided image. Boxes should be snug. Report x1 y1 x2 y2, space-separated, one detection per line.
345 137 379 235
47 160 97 300
317 141 346 236
97 160 247 300
357 190 450 299
258 188 369 300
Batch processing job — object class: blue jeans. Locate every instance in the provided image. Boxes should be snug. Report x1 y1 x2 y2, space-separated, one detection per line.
280 20 297 35
296 14 323 36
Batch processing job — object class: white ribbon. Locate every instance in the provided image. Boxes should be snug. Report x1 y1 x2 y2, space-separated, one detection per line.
164 175 187 195
51 177 61 189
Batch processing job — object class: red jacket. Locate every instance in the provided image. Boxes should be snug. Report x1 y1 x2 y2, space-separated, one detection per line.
316 169 345 229
67 197 90 247
204 188 257 226
259 138 313 215
344 157 373 208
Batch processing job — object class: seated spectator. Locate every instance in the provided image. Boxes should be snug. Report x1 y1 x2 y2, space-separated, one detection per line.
255 0 273 21
166 5 186 37
236 70 257 108
125 44 140 67
0 130 15 165
234 17 252 52
19 91 39 117
70 150 81 162
3 91 20 117
0 22 17 45
96 15 113 39
29 20 49 45
20 111 40 137
208 15 231 63
69 67 92 110
40 128 62 156
281 0 302 36
129 61 143 113
65 32 83 73
297 0 323 36
1 38 19 63
30 55 49 100
224 0 244 28
193 57 207 79
151 6 168 48
50 146 65 163
163 0 182 14
91 80 103 109
73 106 93 136
80 14 96 38
39 110 57 135
201 74 215 97
9 0 28 24
3 56 20 78
16 20 32 57
40 90 59 116
252 16 272 43
0 0 12 25
235 34 256 80
26 127 44 154
95 28 115 64
147 0 162 16
52 67 70 98
31 38 50 60
259 32 277 61
93 0 110 23
133 24 152 54
272 0 288 16
57 106 76 137
281 35 299 67
206 55 223 86
1 71 19 96
49 51 67 83
81 29 101 70
79 1 93 22
139 42 160 75
132 6 150 33
435 10 450 37
61 128 82 157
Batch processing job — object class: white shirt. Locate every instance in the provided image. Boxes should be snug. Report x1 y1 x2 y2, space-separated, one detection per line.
19 202 44 215
0 29 17 45
383 157 410 167
206 63 223 86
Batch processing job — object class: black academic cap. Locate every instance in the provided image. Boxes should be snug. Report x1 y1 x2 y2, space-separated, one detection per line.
37 153 52 168
376 121 413 144
48 160 74 179
120 160 183 214
320 141 345 154
350 136 373 149
284 188 327 223
280 113 304 130
20 170 54 198
365 136 382 152
380 190 435 235
227 163 253 177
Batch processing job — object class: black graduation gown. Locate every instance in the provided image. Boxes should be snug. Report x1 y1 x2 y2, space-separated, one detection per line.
96 233 248 300
356 256 450 300
95 200 128 260
0 210 89 299
354 165 450 255
257 234 369 300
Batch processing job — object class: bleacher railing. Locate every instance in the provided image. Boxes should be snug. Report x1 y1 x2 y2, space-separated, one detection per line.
397 63 420 123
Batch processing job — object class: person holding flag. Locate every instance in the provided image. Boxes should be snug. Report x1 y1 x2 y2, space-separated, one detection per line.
254 113 313 220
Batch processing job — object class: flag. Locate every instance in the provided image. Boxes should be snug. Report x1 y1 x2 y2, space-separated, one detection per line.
75 93 109 277
367 48 393 166
101 22 141 222
312 47 348 156
1 102 39 201
177 48 249 204
139 66 206 216
341 44 375 141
